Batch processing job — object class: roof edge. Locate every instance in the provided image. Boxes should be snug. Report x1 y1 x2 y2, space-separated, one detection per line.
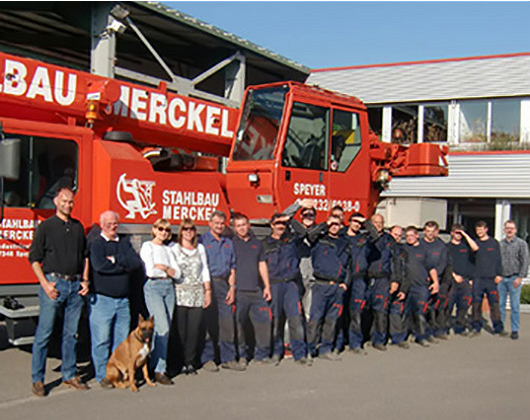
133 1 310 75
312 52 530 73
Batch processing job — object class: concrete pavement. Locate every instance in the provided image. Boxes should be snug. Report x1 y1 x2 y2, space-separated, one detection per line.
0 314 528 420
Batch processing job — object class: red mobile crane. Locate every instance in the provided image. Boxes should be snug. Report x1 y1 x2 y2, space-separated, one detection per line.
0 52 447 344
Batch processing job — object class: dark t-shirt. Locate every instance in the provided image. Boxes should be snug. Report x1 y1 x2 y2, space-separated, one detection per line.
404 242 432 287
475 237 503 278
28 215 87 275
447 241 474 278
233 234 266 291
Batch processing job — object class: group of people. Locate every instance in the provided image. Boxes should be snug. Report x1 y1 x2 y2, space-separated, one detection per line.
28 188 528 397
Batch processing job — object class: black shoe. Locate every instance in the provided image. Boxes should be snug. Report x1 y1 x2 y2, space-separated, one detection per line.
185 364 197 375
511 331 519 340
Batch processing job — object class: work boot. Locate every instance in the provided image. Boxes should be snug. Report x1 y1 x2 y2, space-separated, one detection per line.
348 347 367 355
62 376 89 390
32 381 45 397
294 357 313 367
456 330 469 337
319 351 341 361
154 372 174 385
254 357 275 365
434 334 449 340
511 331 519 340
396 341 410 349
271 354 281 366
202 361 219 372
373 343 387 351
469 330 481 338
417 339 430 348
497 331 509 338
99 378 114 389
221 360 246 371
427 336 439 344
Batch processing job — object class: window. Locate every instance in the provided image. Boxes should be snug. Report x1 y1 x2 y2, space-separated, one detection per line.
511 204 530 246
232 86 287 161
282 102 329 170
491 99 520 143
392 105 418 144
3 135 78 209
459 100 488 143
367 107 383 140
424 104 448 142
331 110 362 172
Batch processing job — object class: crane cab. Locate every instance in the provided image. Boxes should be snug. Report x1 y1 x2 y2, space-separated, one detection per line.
226 82 373 223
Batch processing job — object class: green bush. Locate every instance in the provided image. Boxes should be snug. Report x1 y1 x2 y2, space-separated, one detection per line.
521 284 530 304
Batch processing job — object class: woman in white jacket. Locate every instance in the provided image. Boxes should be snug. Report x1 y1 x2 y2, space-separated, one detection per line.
140 218 180 385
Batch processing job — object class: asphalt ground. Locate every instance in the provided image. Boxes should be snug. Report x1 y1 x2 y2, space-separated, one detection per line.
0 313 528 420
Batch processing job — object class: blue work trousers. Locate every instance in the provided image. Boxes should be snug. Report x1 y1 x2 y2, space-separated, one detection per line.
307 283 344 356
270 281 307 361
201 278 237 364
236 290 272 361
472 277 503 333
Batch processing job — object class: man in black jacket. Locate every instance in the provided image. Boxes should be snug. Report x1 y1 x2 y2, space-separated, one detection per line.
88 210 143 388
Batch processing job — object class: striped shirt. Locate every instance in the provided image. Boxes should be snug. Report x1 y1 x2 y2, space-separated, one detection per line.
500 236 529 278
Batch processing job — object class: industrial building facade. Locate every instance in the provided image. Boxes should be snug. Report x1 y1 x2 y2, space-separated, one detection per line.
309 53 530 243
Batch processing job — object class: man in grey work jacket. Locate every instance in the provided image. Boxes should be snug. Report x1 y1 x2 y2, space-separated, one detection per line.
499 219 529 340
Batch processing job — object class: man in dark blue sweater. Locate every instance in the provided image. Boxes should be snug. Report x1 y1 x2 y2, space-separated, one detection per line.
470 220 504 336
88 210 143 388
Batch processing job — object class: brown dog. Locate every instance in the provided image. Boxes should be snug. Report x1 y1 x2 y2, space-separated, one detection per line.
105 314 156 392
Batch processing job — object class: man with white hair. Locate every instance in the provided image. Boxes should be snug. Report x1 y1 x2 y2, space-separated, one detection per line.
88 210 142 388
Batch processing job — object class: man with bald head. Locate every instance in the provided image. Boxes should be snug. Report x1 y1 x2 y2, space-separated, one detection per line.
88 210 142 388
29 187 90 397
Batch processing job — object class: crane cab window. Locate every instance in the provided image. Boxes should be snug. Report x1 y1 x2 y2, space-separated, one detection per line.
331 110 362 172
3 135 78 209
282 102 329 170
232 87 287 161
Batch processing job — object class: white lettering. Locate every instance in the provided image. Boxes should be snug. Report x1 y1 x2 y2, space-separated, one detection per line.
168 97 186 129
187 102 204 132
130 88 148 121
26 66 53 102
54 71 76 106
221 109 234 138
149 93 167 124
293 183 326 197
205 106 220 135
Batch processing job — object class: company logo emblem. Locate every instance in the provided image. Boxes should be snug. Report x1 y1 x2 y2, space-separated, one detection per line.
116 173 157 219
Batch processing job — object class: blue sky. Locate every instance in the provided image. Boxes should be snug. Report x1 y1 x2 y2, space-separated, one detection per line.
165 1 530 69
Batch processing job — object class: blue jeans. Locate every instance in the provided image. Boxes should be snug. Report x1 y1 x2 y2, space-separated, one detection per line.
89 294 130 382
498 275 522 333
144 279 175 373
31 274 84 383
